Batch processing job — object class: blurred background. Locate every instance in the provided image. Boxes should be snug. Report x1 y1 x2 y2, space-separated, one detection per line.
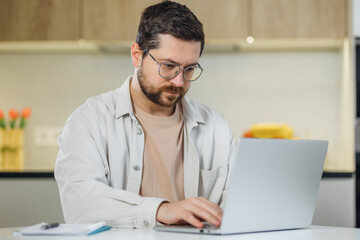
0 0 358 229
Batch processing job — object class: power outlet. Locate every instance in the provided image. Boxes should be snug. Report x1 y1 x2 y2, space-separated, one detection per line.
34 126 63 147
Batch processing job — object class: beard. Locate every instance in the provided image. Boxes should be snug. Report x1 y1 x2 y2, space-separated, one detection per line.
137 68 188 108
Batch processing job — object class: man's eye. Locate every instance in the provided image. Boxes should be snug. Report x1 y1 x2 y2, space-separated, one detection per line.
163 63 176 69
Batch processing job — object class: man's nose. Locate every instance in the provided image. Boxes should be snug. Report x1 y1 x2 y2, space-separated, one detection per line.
170 70 185 87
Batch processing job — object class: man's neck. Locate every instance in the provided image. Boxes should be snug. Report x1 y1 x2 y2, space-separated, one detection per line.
130 77 175 117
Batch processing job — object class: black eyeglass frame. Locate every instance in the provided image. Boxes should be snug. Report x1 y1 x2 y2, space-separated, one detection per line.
144 51 203 82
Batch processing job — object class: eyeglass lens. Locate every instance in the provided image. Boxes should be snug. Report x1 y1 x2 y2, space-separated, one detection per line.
159 62 202 81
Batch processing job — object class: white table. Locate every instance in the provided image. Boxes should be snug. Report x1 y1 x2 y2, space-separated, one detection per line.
0 226 359 240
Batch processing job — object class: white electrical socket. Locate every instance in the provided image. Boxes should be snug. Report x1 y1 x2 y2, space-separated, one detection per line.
34 126 63 147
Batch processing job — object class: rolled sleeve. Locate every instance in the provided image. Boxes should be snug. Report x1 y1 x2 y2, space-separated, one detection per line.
137 197 168 228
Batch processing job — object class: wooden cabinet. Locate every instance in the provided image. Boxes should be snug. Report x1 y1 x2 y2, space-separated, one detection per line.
0 0 348 42
82 0 346 41
81 0 248 42
82 0 158 42
250 0 347 39
178 0 248 41
0 0 80 41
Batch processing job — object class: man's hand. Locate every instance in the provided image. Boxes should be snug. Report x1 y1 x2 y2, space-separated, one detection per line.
156 197 223 228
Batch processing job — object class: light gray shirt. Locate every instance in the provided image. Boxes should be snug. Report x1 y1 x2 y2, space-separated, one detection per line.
55 76 236 228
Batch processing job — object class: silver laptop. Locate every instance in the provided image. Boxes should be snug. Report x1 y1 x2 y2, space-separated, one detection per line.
155 138 328 234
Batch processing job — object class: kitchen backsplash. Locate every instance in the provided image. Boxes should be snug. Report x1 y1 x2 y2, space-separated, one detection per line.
0 48 352 171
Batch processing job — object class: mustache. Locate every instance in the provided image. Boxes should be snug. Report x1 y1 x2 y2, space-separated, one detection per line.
161 85 184 94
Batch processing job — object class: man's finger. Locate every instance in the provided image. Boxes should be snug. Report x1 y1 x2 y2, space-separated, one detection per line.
182 212 204 228
189 198 223 222
183 202 221 226
198 197 223 212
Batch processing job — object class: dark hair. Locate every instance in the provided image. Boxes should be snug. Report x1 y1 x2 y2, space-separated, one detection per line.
136 0 205 56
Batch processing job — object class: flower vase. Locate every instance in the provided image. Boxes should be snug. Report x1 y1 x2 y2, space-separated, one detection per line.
0 129 24 171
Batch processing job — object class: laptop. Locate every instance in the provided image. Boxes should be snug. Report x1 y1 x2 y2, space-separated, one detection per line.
155 138 328 234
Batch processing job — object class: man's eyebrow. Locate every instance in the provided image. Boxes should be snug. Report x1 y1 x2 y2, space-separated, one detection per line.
158 58 199 67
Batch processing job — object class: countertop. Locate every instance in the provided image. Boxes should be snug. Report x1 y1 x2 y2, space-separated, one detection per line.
0 171 354 179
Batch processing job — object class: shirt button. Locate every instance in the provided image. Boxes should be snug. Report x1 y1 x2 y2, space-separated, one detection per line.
133 165 140 171
143 220 150 227
136 129 142 135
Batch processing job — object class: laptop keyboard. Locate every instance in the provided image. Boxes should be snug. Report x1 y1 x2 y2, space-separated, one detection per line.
201 222 219 230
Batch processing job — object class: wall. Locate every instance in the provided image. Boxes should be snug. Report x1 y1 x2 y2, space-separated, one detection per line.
0 47 351 171
354 0 360 37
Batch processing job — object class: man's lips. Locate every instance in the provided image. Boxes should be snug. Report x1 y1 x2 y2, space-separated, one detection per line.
166 90 179 95
163 86 183 95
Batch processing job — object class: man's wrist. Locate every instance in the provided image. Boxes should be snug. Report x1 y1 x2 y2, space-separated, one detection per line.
156 201 170 224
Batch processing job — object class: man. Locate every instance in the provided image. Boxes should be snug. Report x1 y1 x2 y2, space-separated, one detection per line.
55 0 235 229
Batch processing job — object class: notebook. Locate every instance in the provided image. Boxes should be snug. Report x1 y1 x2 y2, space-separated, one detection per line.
155 138 328 234
14 222 111 236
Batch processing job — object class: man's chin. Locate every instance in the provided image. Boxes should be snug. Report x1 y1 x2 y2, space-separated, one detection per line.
158 100 177 108
158 95 180 108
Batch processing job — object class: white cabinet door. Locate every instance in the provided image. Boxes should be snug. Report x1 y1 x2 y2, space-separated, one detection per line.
0 179 64 227
312 176 355 227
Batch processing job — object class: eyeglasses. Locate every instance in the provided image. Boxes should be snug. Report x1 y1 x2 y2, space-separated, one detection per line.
145 51 203 82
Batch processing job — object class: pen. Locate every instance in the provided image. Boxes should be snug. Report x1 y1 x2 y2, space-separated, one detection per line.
41 223 59 230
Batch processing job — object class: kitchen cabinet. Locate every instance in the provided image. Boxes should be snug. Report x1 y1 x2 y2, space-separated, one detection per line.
0 0 348 43
0 176 64 227
82 0 248 42
82 0 347 42
250 0 347 39
177 0 248 41
0 172 354 228
312 174 355 227
82 0 159 41
0 0 80 41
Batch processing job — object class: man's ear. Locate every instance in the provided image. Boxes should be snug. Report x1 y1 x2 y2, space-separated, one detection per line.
131 42 143 68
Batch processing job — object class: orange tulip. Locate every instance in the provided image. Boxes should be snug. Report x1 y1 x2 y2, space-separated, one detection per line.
0 110 5 129
22 107 32 119
9 109 19 120
19 107 32 129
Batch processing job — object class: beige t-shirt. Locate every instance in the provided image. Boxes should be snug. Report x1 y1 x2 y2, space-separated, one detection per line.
134 103 185 203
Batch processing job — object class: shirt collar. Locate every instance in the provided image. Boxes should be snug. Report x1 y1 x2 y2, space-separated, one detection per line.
181 96 205 125
115 76 134 119
115 75 205 125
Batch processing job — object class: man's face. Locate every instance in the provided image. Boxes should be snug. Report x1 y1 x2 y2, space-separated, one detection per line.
137 34 202 108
